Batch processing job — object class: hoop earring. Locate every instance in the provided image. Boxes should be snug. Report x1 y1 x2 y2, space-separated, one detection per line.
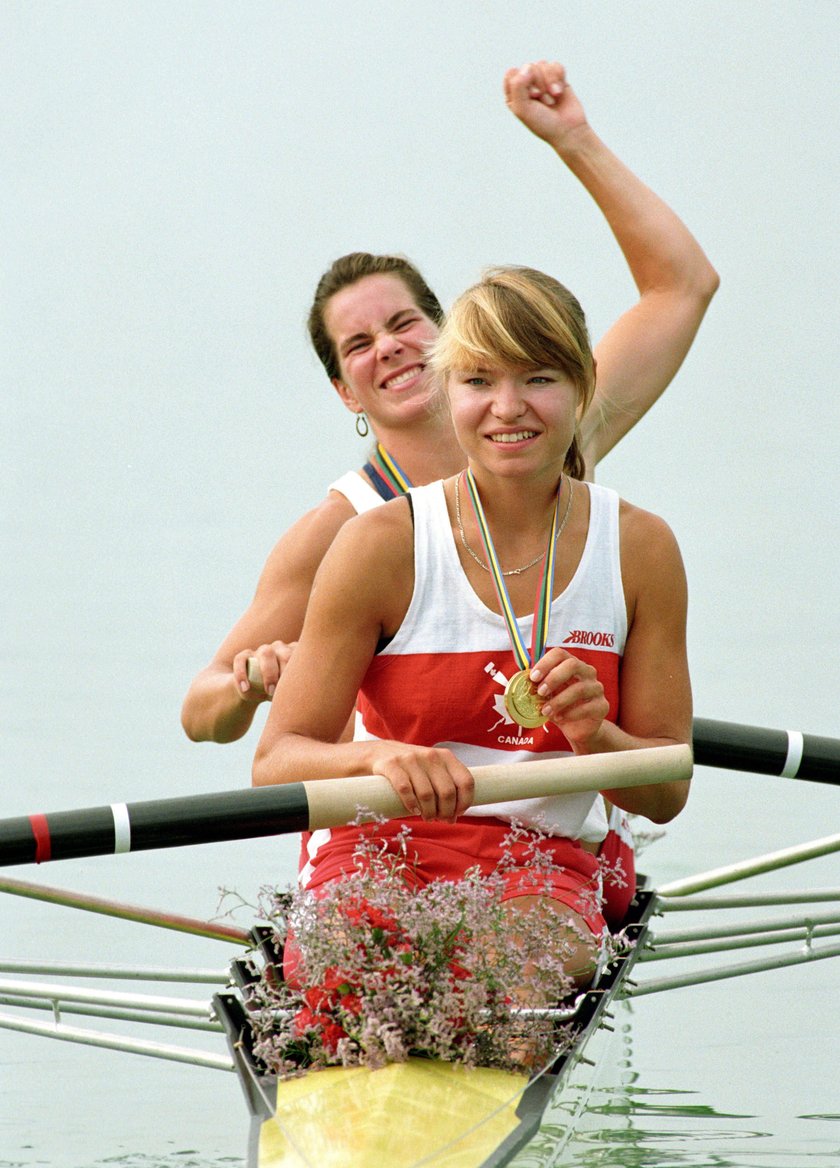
355 411 369 438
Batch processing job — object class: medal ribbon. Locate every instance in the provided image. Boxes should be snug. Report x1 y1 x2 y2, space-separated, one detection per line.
364 443 413 500
463 469 562 672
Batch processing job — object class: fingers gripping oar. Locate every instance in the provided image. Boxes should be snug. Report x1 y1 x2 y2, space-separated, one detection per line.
0 744 691 868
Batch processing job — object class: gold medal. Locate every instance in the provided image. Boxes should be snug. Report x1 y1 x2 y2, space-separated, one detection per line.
504 669 549 729
461 470 568 733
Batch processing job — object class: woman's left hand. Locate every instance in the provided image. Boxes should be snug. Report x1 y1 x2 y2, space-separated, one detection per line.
529 647 610 753
503 60 588 148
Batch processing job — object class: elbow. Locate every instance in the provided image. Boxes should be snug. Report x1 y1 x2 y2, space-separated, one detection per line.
180 670 252 745
667 256 720 315
647 779 691 825
180 700 233 745
684 253 719 311
180 698 207 744
697 260 720 307
252 742 276 788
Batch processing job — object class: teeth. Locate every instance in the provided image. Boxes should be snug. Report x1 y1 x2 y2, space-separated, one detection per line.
384 366 422 389
490 431 537 443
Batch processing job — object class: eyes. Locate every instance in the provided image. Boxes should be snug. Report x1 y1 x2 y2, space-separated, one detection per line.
460 371 558 388
344 316 421 356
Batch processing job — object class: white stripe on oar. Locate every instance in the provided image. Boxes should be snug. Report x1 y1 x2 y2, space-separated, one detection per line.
781 730 805 778
303 743 692 830
691 717 840 782
111 803 131 854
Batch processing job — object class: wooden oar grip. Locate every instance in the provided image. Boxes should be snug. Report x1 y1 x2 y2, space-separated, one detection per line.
303 743 693 831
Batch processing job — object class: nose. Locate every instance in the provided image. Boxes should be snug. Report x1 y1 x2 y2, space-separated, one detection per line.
491 377 526 420
375 329 404 360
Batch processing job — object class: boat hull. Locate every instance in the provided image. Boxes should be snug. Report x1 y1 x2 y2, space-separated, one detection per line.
215 884 655 1168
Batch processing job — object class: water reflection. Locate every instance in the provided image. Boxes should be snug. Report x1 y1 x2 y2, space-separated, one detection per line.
509 1014 839 1168
4 1007 839 1168
0 1158 243 1168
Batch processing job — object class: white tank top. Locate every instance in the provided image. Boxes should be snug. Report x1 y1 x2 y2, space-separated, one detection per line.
355 480 628 842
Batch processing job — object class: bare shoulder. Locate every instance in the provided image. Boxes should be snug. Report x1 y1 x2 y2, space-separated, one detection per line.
209 489 361 660
618 498 682 557
320 494 414 574
618 497 687 610
313 496 415 635
256 489 358 587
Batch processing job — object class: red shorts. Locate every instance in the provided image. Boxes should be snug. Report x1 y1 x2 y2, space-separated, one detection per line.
299 816 606 935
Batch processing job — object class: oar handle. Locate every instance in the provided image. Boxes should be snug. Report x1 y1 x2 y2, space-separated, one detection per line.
305 744 692 829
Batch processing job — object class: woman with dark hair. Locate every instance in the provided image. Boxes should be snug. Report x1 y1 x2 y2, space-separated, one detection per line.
181 61 715 746
252 263 692 987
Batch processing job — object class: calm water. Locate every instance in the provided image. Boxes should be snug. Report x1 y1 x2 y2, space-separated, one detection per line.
1 570 838 1168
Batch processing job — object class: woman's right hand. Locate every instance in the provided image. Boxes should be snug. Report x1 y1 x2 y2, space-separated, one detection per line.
232 641 297 700
369 743 475 823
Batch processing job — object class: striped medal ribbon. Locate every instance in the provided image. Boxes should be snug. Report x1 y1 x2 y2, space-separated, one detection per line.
463 469 562 729
364 443 413 500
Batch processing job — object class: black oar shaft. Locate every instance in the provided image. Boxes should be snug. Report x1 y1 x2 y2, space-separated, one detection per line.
0 785 311 868
692 718 839 783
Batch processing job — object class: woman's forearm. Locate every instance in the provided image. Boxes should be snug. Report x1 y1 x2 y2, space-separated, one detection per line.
552 122 719 301
181 665 265 744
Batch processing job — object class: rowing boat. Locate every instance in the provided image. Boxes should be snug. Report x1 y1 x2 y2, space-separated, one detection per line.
213 881 657 1168
0 720 837 1166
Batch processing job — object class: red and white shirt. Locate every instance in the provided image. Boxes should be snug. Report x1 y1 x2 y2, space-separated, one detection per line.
355 479 627 842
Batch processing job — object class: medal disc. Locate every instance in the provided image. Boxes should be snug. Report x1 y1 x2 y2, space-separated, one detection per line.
504 669 549 729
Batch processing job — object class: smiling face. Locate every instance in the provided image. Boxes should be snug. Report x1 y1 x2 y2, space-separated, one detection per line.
447 366 580 481
323 274 441 430
427 266 595 481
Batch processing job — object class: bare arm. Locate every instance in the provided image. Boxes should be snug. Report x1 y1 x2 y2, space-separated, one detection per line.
531 503 692 823
504 61 719 470
180 491 356 743
252 502 475 822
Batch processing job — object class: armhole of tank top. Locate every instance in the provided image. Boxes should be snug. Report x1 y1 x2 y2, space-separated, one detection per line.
372 493 414 655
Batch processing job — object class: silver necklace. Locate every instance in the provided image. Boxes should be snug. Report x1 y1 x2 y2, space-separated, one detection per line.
454 473 574 577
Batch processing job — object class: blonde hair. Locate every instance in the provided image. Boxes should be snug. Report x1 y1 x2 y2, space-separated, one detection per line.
427 267 595 479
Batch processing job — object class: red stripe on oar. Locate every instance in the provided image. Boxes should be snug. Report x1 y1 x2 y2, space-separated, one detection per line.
29 814 52 863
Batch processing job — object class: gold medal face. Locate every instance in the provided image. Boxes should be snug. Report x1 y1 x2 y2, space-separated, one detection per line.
504 669 549 729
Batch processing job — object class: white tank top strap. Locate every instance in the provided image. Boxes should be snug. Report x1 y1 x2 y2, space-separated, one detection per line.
328 470 384 514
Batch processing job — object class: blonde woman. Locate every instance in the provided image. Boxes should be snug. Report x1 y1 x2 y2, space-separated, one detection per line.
252 266 692 985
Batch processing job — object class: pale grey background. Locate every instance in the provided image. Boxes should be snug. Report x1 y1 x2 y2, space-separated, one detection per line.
2 2 838 1164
